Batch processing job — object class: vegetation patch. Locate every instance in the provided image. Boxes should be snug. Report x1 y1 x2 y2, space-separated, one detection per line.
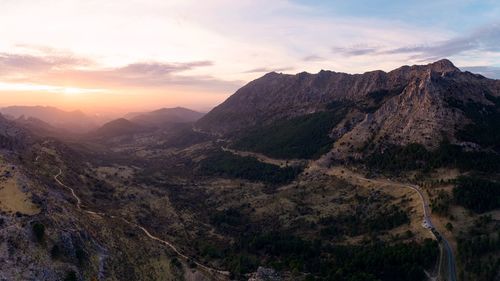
319 205 409 237
453 176 500 213
223 232 438 281
430 190 452 216
210 208 250 233
157 125 211 149
366 141 500 173
457 215 500 281
32 222 45 242
446 94 500 151
199 150 302 184
232 102 349 159
356 87 405 113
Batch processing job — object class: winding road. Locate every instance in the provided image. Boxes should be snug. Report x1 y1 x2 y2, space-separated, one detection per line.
54 169 230 280
406 183 457 281
340 173 457 281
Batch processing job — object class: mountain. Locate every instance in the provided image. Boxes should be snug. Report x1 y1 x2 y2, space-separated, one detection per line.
88 118 147 139
197 59 500 159
13 116 69 138
128 107 205 127
0 106 102 133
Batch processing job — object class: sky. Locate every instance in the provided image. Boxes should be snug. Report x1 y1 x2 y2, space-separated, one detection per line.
0 0 499 114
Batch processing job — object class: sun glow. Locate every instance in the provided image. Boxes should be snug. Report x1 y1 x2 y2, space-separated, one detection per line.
0 82 107 95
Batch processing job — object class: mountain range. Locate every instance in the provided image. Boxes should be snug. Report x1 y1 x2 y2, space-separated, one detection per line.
0 106 103 133
0 106 205 137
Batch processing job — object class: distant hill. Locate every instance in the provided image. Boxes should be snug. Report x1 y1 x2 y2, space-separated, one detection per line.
88 118 147 139
0 106 102 133
128 107 205 128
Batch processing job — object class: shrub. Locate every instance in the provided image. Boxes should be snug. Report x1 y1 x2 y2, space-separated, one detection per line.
32 222 45 242
64 271 77 281
453 176 500 213
200 151 302 184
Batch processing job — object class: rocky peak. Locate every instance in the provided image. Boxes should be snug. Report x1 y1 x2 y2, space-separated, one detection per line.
427 59 459 73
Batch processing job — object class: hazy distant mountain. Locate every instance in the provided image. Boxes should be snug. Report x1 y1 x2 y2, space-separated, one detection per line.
197 59 500 159
13 116 69 138
127 107 205 127
0 106 102 133
88 118 147 139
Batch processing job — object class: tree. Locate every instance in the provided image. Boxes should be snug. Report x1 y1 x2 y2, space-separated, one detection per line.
64 271 77 281
446 222 454 232
32 222 45 242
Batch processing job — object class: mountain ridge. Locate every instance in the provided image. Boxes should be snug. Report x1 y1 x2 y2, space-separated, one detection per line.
127 107 205 127
197 59 500 160
87 118 147 139
0 105 102 133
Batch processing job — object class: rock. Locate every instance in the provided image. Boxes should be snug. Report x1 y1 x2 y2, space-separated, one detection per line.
248 267 281 281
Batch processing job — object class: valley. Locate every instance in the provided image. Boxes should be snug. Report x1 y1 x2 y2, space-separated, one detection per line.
0 60 498 281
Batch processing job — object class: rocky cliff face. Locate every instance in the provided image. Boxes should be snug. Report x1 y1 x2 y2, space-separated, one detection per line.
197 59 500 157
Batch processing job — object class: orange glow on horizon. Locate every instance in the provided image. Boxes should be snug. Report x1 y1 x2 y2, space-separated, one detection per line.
0 86 229 114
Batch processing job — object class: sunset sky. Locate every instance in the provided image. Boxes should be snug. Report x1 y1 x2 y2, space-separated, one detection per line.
1 0 499 114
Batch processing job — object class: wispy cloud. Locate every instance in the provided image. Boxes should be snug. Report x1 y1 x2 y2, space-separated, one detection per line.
327 23 500 61
331 45 380 57
383 23 500 60
0 52 90 73
0 51 241 93
302 55 325 62
243 66 293 73
119 61 213 75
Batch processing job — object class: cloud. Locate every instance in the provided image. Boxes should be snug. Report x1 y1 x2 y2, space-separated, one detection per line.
69 61 240 91
1 1 498 94
0 52 89 73
119 61 213 75
302 55 325 62
0 0 464 81
329 23 500 60
460 66 500 79
0 51 241 93
243 66 293 73
331 45 380 56
384 23 500 59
